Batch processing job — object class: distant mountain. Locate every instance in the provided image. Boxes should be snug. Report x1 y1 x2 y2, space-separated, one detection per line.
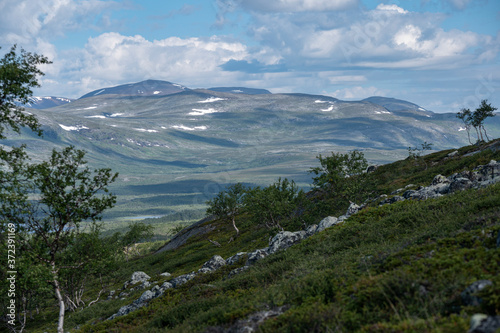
14 79 500 219
363 96 430 113
79 80 190 99
207 87 271 95
21 96 73 109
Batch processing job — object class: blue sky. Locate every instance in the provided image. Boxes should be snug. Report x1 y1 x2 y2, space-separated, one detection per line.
0 0 499 113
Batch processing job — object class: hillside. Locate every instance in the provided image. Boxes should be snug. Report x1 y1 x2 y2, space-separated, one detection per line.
15 80 500 225
21 139 500 333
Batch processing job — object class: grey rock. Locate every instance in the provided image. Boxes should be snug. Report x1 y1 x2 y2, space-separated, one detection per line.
449 177 473 193
316 216 339 233
346 202 364 216
197 267 212 274
402 190 417 199
226 252 247 266
140 281 151 289
432 174 450 185
151 285 160 293
138 290 155 303
366 165 378 173
160 272 171 277
170 272 197 287
380 195 405 206
227 266 250 279
124 271 151 289
474 160 500 182
108 302 144 320
448 150 459 157
160 281 173 290
207 306 288 333
469 314 500 333
118 292 129 298
201 255 226 271
462 280 493 306
246 248 269 265
268 231 306 254
305 224 318 236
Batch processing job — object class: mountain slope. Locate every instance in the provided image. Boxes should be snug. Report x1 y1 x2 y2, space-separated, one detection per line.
79 80 189 99
14 82 500 219
24 140 500 333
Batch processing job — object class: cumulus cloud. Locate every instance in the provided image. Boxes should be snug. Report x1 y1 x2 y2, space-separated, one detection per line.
39 32 249 97
238 0 359 12
0 0 121 47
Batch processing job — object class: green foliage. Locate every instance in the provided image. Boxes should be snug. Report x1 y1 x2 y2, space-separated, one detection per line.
309 150 369 207
457 99 497 143
244 178 308 231
0 45 51 139
122 221 155 259
206 183 249 234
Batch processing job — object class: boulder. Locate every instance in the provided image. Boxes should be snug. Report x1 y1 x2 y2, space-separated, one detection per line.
246 248 269 266
227 266 250 279
469 314 500 333
346 202 364 216
461 280 493 306
432 174 450 185
160 272 171 277
449 177 474 193
316 216 339 233
226 252 247 266
138 290 155 303
448 150 459 157
268 231 307 254
124 271 151 289
170 272 197 287
305 224 318 236
201 255 226 271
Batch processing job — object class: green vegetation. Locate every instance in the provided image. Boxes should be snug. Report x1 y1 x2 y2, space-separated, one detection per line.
1 45 499 332
457 99 497 144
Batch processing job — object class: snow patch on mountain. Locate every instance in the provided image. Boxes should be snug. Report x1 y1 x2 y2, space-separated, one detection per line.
321 105 335 112
134 128 159 133
94 89 105 96
189 108 222 116
315 100 329 104
172 125 208 131
153 91 161 95
374 110 391 114
197 97 227 103
110 113 124 117
59 124 89 131
85 115 106 119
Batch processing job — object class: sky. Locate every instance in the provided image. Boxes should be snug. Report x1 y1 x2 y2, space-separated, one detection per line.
0 0 499 113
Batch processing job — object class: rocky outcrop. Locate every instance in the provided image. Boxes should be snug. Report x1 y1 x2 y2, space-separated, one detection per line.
267 231 307 254
381 160 500 204
469 314 500 333
461 280 493 307
109 160 500 322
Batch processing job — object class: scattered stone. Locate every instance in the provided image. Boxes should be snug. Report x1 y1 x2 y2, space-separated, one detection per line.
268 231 306 254
432 174 450 185
461 280 493 306
449 177 473 193
246 248 269 266
160 272 171 277
226 252 247 266
379 195 405 206
469 314 500 333
346 202 364 216
201 255 226 272
124 271 151 289
305 224 318 236
227 266 250 279
316 216 339 233
118 292 129 298
138 290 155 303
170 272 197 288
448 150 459 157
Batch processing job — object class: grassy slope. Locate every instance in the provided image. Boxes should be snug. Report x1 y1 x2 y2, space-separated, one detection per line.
32 141 500 332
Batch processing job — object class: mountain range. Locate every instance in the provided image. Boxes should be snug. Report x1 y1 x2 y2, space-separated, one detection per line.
15 80 500 219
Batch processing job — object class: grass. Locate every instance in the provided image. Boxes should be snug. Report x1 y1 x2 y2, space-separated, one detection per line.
18 140 500 332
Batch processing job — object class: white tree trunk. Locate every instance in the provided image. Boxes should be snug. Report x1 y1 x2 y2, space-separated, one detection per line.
52 264 65 333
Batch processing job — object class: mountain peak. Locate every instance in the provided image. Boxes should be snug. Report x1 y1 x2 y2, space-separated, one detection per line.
79 80 190 99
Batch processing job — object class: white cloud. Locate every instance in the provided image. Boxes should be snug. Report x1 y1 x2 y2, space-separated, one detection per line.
0 0 120 46
38 32 249 97
375 4 408 14
239 0 359 12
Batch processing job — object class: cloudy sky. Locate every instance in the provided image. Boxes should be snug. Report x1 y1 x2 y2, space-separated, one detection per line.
0 0 499 113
